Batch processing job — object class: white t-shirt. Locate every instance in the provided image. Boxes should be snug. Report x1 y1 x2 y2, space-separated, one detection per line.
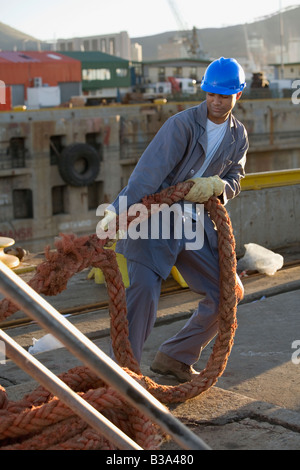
184 118 228 221
193 118 228 178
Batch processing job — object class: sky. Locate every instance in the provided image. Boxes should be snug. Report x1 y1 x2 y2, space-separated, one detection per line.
1 0 300 41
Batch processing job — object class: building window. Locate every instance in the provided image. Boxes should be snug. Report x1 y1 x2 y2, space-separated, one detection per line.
92 39 98 51
50 135 65 165
82 69 111 80
52 185 68 215
173 67 183 77
59 43 66 51
88 181 103 210
67 42 73 51
83 40 90 51
158 67 165 81
109 38 115 55
101 39 106 53
116 68 128 78
8 137 26 168
190 67 197 79
13 189 33 219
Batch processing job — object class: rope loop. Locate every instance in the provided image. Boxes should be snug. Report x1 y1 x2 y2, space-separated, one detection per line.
0 182 241 449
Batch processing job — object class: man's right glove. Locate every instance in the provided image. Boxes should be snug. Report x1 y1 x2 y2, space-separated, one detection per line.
185 175 225 203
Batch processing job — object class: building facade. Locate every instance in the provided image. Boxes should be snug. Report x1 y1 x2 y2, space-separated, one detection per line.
55 31 132 61
61 51 131 101
141 58 209 86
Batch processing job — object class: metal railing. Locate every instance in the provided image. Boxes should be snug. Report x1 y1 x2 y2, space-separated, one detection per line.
241 168 300 191
0 260 211 451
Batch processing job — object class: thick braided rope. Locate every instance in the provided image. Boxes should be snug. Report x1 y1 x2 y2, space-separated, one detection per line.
143 195 240 403
0 181 240 449
0 369 162 450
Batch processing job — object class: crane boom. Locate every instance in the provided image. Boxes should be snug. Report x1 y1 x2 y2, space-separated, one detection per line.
167 0 189 32
166 0 201 57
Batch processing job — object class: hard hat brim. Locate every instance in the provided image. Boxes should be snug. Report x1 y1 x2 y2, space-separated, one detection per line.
201 82 246 95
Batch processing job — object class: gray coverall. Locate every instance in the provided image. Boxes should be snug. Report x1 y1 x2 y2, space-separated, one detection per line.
111 100 249 365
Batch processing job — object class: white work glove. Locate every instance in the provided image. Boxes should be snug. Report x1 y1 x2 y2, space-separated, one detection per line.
185 175 225 203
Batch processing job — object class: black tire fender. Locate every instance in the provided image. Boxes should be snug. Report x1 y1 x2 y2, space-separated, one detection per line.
58 143 100 186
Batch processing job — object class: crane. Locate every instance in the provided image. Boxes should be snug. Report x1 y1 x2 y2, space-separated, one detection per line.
167 0 201 57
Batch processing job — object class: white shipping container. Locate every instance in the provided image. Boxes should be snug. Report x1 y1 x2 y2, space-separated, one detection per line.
27 86 61 109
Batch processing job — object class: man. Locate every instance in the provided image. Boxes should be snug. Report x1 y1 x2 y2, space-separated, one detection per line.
100 57 249 382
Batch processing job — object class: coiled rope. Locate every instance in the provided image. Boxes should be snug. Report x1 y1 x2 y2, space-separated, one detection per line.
0 181 242 449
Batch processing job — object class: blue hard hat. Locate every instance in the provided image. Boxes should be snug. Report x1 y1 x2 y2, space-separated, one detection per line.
201 57 246 95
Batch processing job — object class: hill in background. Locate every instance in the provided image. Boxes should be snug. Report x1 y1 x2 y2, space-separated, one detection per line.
132 5 300 62
0 22 44 51
1 5 299 64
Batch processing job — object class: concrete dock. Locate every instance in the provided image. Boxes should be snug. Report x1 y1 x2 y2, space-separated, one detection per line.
0 249 300 451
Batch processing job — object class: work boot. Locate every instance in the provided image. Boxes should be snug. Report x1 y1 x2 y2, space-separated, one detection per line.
150 351 199 383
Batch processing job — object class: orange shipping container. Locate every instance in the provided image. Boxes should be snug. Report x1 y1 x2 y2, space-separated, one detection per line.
0 51 81 101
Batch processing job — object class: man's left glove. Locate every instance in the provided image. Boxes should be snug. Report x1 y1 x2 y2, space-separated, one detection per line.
184 175 225 203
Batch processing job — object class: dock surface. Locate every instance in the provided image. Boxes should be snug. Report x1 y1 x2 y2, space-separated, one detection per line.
1 249 300 451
